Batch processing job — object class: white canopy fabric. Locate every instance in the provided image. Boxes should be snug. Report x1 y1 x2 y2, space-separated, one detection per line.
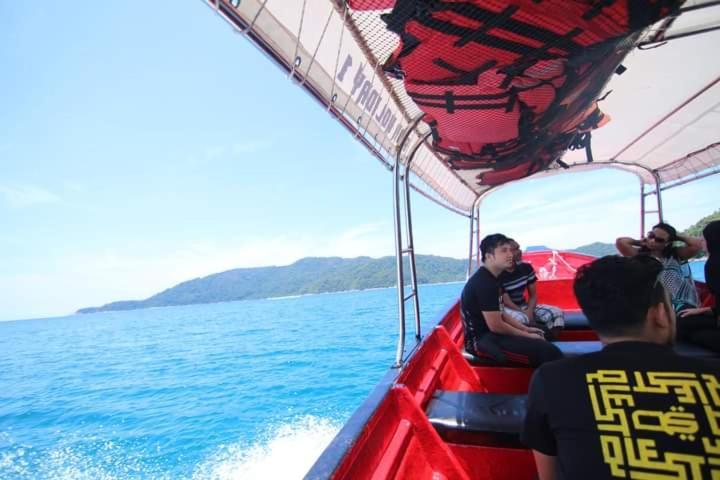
206 0 720 214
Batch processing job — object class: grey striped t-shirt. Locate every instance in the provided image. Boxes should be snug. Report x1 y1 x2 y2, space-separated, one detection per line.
499 262 536 307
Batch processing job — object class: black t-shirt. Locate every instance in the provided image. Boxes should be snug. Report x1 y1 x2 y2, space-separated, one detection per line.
522 341 720 480
460 267 500 354
498 262 536 307
707 257 719 318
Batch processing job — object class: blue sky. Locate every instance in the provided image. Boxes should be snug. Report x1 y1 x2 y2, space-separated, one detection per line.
1 2 717 321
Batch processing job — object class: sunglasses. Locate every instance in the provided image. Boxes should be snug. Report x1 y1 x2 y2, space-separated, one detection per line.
647 232 668 243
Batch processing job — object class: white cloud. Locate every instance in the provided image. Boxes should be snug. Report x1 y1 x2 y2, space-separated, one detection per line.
2 169 716 321
203 141 271 160
204 145 226 160
0 223 396 320
0 184 60 207
484 198 638 250
60 181 86 194
323 223 391 257
231 140 272 154
185 141 273 166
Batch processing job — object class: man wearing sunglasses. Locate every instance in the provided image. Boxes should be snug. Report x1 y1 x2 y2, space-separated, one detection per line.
522 255 720 480
616 222 704 312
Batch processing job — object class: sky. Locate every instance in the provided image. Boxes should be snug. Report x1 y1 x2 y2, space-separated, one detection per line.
1 2 718 321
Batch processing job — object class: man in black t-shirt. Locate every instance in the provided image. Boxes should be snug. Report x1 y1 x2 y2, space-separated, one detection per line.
499 239 564 339
461 234 562 367
522 255 720 480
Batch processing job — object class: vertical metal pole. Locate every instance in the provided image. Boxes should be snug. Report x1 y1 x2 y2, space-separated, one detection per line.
467 208 475 279
476 202 482 268
392 115 424 367
653 171 664 222
392 139 407 368
640 182 646 238
404 133 430 342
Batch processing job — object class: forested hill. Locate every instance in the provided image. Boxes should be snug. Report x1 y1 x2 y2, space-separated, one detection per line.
570 209 720 257
77 255 467 313
572 242 617 257
683 209 720 237
79 210 718 314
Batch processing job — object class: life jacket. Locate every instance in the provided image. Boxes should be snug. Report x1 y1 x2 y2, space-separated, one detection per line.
353 0 682 184
347 0 396 9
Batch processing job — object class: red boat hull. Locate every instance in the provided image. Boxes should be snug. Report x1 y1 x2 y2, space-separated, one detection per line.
305 251 715 479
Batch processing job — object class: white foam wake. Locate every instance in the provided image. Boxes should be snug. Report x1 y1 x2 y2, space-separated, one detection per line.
193 416 340 480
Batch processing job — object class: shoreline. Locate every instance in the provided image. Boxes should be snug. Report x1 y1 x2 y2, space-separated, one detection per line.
1 280 467 323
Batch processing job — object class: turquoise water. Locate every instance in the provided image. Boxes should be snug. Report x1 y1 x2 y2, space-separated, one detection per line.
0 260 710 479
690 260 706 282
0 283 463 479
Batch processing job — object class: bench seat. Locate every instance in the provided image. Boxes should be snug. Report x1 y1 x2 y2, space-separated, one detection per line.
554 340 718 358
463 340 718 366
564 311 590 329
426 391 527 447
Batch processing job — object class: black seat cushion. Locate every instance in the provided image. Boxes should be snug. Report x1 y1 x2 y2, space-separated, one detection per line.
464 341 719 365
426 391 527 446
461 348 534 367
675 341 719 358
554 340 719 358
553 340 602 356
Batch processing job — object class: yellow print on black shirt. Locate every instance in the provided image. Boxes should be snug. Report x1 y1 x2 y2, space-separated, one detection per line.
586 370 720 479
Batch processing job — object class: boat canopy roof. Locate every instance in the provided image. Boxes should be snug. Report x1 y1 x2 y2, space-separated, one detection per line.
208 0 720 215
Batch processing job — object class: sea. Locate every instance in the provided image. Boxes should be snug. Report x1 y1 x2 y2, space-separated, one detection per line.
0 262 708 479
0 282 464 480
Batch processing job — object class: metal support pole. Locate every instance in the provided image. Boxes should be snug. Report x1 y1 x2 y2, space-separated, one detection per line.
404 133 431 343
392 115 424 367
392 138 408 368
653 171 665 222
640 182 646 238
467 209 475 279
475 199 482 269
467 196 483 276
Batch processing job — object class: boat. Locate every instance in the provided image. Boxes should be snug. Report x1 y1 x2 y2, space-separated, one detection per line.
203 1 720 478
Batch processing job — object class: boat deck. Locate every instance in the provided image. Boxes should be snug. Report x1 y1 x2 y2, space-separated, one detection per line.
306 278 718 480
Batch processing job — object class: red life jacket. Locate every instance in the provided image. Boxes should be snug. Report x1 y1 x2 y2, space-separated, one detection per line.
367 0 681 184
347 0 396 9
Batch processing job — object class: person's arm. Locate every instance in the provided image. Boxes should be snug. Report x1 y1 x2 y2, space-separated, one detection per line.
485 310 542 338
675 233 704 261
502 292 523 311
679 306 713 317
522 369 559 480
533 450 559 480
501 310 543 335
616 236 643 257
526 282 538 324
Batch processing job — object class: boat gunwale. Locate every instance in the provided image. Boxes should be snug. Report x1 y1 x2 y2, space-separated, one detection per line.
303 296 460 479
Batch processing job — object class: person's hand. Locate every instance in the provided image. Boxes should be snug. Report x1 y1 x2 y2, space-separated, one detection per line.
676 234 691 244
679 307 709 318
525 326 545 339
